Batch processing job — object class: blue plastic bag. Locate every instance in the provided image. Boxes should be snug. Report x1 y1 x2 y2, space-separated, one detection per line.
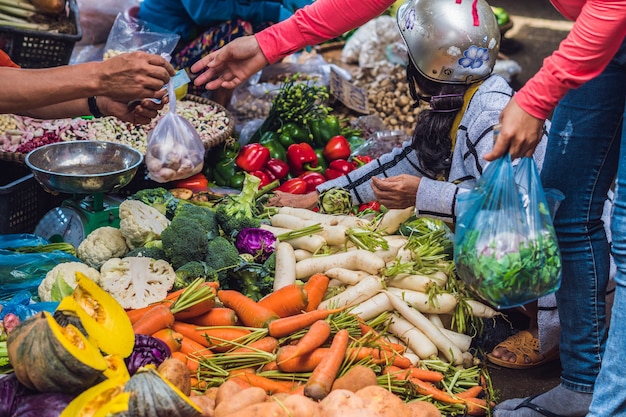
0 234 49 250
0 291 57 322
454 155 562 308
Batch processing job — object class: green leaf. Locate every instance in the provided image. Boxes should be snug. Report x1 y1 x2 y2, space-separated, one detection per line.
50 273 75 302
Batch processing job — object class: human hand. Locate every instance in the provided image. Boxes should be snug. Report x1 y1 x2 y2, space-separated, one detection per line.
484 97 545 161
282 0 313 12
99 89 168 125
190 35 269 91
97 51 176 102
268 190 319 209
371 175 420 209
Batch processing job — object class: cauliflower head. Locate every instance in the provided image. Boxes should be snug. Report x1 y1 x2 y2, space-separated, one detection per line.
38 261 101 302
77 226 129 269
99 256 175 309
119 199 170 250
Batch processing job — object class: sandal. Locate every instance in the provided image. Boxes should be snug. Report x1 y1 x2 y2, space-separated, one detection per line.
513 393 568 417
486 330 559 369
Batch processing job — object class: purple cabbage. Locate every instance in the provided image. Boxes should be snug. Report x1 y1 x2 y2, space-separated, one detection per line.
235 228 277 262
0 373 74 417
124 334 171 375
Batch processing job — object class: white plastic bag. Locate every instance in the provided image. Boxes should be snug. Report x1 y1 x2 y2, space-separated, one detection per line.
145 82 205 183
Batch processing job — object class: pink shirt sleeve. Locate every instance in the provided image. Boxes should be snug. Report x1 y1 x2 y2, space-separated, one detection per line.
255 0 394 64
514 0 626 120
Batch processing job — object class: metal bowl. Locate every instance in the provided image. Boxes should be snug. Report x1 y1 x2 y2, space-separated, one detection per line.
25 141 144 194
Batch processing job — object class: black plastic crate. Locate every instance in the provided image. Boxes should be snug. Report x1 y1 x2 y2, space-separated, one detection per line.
0 162 66 234
0 0 82 68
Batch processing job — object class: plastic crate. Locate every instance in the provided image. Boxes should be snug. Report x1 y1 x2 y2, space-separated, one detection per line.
0 162 66 234
0 0 82 68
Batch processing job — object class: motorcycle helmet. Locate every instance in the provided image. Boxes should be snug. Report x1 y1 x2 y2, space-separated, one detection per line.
397 0 501 84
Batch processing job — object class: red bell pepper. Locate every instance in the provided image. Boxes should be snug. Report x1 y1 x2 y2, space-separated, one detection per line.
250 170 271 187
358 201 381 212
236 143 270 172
352 155 373 167
173 172 209 192
286 143 322 176
264 158 290 181
276 178 308 194
323 135 351 161
299 171 326 193
324 159 355 180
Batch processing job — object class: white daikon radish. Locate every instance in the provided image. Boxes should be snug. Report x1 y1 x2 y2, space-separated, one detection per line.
270 213 348 246
387 287 457 314
349 292 394 321
295 250 385 279
278 207 367 228
386 314 438 359
273 242 297 291
318 275 384 309
375 206 415 234
294 249 313 262
465 299 500 319
260 224 327 253
324 267 369 286
387 271 448 292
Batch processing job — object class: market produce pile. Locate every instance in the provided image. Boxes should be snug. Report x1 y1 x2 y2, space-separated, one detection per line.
0 173 502 417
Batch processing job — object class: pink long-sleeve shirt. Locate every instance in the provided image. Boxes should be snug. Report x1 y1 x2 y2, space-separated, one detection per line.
256 0 626 120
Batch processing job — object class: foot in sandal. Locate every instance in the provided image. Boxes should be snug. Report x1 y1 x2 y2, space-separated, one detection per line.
487 330 559 369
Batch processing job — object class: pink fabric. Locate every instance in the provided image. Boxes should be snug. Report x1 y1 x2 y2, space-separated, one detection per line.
515 0 626 119
255 0 392 64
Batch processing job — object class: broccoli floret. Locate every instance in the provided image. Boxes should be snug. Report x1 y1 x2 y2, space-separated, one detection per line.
215 173 262 237
174 202 219 237
161 217 210 269
124 246 167 260
174 261 218 291
130 187 180 219
227 262 274 302
204 236 242 281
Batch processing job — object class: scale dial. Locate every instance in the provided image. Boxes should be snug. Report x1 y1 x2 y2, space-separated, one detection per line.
34 207 86 248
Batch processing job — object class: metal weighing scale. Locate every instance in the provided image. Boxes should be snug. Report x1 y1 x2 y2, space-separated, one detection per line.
25 141 144 248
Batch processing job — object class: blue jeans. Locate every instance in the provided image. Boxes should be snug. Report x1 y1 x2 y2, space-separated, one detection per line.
587 38 626 416
540 37 626 396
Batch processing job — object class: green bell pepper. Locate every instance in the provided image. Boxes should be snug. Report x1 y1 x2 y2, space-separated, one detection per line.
314 147 328 171
213 157 245 189
309 115 341 147
259 131 287 161
279 122 312 144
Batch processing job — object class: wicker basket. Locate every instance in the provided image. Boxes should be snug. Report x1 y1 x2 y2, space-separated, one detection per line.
0 0 82 69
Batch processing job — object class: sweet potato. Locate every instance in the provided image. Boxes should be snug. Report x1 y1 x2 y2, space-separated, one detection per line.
190 394 216 417
274 394 322 417
225 401 289 417
215 379 244 407
214 386 267 417
354 385 411 417
331 365 378 392
406 400 442 417
157 357 191 396
319 389 369 417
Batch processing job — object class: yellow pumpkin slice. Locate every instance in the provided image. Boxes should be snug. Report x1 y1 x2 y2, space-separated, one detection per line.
60 377 131 417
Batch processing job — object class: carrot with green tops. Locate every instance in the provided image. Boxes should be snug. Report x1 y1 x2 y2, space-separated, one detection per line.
126 300 173 324
347 346 412 369
171 351 188 365
267 307 344 338
280 320 331 363
408 377 465 404
383 365 444 383
275 346 330 373
217 290 279 328
132 303 175 335
304 328 349 401
152 328 184 352
179 337 214 359
464 397 490 416
229 370 299 394
258 284 308 317
455 385 485 399
187 307 239 327
228 336 279 355
358 321 406 354
172 321 251 351
304 273 330 311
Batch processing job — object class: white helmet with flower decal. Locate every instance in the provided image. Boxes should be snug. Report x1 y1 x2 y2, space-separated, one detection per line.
396 0 501 84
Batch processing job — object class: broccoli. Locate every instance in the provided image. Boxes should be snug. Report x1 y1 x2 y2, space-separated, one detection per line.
174 202 219 237
263 251 276 273
204 236 242 280
215 173 262 238
174 261 218 291
227 262 274 302
161 217 210 269
124 245 167 260
130 187 180 219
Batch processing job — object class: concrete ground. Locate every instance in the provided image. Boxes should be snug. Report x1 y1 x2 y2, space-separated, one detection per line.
479 0 572 405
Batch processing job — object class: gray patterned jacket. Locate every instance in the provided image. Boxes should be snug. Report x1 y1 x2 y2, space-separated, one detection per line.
316 74 549 223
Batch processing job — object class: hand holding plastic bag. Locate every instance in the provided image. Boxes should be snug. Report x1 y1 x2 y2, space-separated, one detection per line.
454 154 562 308
145 82 205 183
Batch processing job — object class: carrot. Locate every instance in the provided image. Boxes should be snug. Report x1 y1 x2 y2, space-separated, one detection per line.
172 289 216 321
464 397 490 416
132 304 175 335
261 361 279 372
456 385 485 399
187 307 239 327
303 328 349 401
217 290 279 328
126 301 172 324
408 377 465 404
257 284 308 318
172 321 251 351
267 307 344 338
275 346 330 373
180 336 212 356
384 365 444 383
171 351 188 364
228 336 279 355
186 357 200 373
166 281 220 302
152 328 184 352
304 273 330 311
358 320 406 354
280 320 331 363
229 371 299 394
347 347 412 369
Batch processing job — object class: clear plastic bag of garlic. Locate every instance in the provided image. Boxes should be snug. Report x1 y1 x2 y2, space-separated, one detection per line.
145 83 205 183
